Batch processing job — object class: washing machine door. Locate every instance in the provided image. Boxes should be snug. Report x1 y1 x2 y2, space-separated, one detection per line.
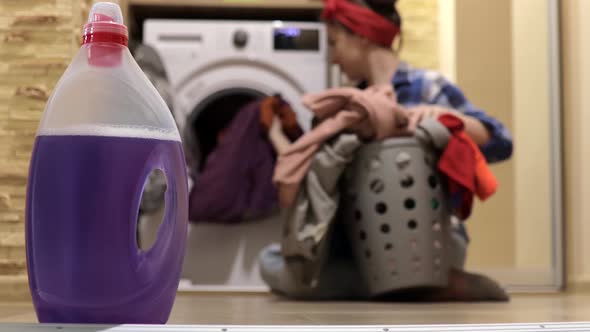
174 61 311 172
174 61 311 130
170 63 310 290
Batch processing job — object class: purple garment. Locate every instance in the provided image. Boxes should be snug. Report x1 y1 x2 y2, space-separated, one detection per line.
189 101 278 223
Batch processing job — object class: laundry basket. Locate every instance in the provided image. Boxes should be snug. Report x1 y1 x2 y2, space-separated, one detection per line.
341 136 453 297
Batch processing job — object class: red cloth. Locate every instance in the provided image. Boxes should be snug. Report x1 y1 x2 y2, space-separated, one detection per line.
321 0 400 48
437 114 497 219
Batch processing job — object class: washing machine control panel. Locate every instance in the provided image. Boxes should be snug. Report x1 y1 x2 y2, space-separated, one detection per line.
273 26 320 51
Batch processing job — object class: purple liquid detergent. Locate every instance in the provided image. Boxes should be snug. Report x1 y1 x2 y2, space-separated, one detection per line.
26 134 188 324
27 2 189 323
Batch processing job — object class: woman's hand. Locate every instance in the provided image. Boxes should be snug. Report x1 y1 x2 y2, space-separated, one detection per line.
348 103 410 140
406 104 492 146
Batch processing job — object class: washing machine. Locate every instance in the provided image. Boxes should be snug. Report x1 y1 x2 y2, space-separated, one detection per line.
141 19 331 291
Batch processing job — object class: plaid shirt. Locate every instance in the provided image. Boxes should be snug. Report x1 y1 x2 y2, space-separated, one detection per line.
391 61 513 163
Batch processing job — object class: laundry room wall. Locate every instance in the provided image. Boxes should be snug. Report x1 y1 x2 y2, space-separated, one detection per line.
397 0 439 70
562 0 590 291
453 0 516 269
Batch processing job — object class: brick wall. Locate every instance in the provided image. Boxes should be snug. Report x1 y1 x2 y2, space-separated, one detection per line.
0 0 93 300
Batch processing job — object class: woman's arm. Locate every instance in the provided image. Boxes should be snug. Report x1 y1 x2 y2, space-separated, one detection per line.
409 72 513 163
457 112 493 146
406 105 491 146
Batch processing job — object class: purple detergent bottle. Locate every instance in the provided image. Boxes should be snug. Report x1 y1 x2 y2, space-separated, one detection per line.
25 2 188 324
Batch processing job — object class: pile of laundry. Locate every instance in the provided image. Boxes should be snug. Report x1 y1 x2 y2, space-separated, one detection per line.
185 84 498 233
188 95 303 223
271 84 499 287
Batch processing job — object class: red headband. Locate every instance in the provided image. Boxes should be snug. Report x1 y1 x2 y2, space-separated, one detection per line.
322 0 400 47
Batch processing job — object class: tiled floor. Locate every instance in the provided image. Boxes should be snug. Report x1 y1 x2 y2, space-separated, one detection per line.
0 292 589 325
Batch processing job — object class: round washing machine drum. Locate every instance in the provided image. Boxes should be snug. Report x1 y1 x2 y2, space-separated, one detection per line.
181 87 267 173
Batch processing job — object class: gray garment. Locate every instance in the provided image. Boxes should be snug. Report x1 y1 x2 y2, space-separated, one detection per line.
272 134 362 294
139 170 168 214
449 216 467 269
133 44 173 111
415 117 451 150
260 243 367 300
133 44 174 214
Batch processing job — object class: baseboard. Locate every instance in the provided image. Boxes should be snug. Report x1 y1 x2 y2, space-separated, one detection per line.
177 279 269 293
467 266 561 293
566 275 590 293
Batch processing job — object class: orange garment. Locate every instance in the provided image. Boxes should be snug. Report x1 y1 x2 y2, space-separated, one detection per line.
437 114 497 219
260 95 303 142
465 135 498 200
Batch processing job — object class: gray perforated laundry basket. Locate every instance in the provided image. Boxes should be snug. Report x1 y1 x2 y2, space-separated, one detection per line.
341 137 453 297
